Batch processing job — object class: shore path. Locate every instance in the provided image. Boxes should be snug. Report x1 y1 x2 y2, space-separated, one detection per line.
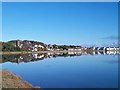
0 50 83 55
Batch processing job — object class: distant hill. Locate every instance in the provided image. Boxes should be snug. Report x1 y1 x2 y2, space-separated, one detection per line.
0 40 48 51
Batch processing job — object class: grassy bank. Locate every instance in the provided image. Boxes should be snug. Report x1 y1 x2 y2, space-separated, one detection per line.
2 70 40 89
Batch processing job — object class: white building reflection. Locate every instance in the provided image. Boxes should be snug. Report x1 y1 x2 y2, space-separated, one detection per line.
2 50 120 64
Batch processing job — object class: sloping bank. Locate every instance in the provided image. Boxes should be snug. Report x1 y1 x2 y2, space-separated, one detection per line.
2 70 40 89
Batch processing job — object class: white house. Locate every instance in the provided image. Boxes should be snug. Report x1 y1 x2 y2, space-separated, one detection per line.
38 45 44 48
68 48 74 51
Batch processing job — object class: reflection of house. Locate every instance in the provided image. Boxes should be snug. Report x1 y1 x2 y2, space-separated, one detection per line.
99 47 106 51
68 52 74 54
38 54 45 58
106 51 117 55
2 50 120 64
93 47 99 50
32 53 45 59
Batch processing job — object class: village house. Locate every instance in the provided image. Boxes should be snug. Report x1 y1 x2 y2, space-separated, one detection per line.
105 47 120 51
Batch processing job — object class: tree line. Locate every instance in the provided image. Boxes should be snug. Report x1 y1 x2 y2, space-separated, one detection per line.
1 43 21 51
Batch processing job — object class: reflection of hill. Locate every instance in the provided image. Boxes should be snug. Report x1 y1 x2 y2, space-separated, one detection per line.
2 53 48 63
2 54 21 63
1 51 120 64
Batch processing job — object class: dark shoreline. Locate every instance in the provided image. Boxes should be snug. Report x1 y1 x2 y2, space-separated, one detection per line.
0 50 83 55
1 50 119 55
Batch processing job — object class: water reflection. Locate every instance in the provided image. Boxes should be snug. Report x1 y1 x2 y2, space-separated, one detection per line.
1 51 118 88
1 50 120 64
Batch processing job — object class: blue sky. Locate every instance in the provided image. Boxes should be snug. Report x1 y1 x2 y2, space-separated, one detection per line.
2 2 118 46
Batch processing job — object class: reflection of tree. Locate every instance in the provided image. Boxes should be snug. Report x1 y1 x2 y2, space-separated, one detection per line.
2 54 46 63
2 54 21 63
2 52 82 63
1 51 120 64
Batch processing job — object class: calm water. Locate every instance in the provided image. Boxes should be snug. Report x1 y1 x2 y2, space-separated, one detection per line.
1 52 119 88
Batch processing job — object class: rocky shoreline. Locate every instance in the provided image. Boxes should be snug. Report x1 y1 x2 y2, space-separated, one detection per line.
2 70 40 89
